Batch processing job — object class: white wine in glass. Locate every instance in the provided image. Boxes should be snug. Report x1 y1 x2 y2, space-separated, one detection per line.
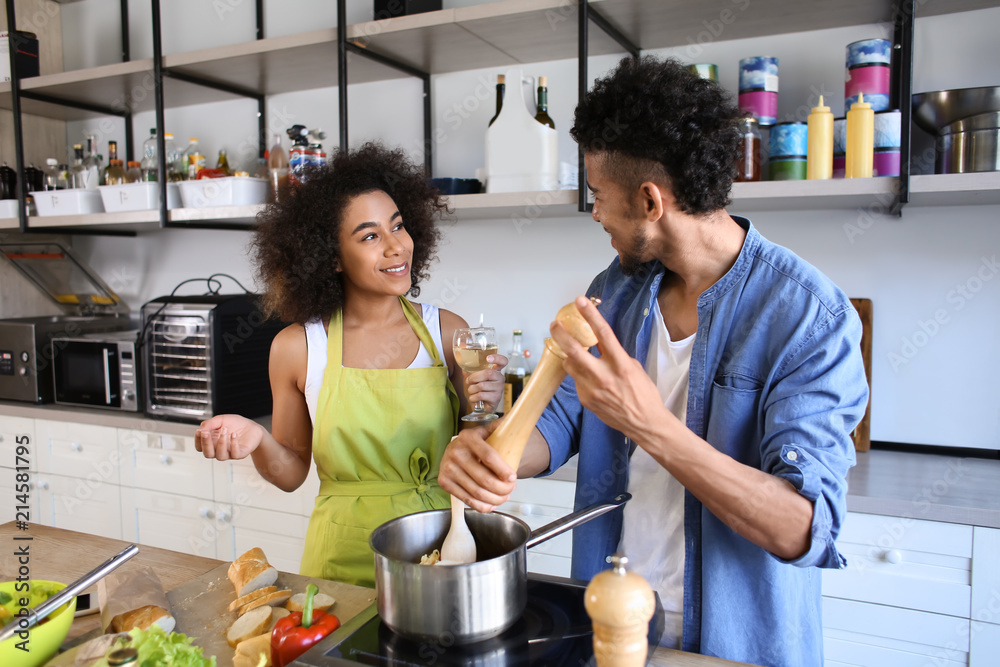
453 327 499 422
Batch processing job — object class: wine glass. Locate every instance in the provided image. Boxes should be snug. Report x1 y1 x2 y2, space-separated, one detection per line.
453 327 499 422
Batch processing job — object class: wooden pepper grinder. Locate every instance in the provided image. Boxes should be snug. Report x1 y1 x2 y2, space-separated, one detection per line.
585 554 655 667
486 297 599 469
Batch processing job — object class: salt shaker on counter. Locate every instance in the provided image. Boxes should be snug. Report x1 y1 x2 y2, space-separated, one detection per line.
585 553 655 667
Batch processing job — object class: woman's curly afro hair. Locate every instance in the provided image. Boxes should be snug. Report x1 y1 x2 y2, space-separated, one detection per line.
571 55 743 216
251 142 447 324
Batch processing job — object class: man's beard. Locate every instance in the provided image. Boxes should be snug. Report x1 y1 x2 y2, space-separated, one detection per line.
619 227 650 276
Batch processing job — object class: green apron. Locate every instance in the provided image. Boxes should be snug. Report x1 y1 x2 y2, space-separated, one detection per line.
300 297 459 587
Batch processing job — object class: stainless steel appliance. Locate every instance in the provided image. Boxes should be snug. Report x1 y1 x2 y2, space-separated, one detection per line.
294 573 663 666
51 330 140 412
0 242 131 403
141 293 283 422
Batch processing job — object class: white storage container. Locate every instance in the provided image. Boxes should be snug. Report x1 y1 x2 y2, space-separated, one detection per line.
0 199 20 218
32 189 105 216
177 177 267 208
98 182 181 212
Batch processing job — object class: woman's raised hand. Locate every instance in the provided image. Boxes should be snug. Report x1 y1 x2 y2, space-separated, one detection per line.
194 414 265 461
464 354 508 413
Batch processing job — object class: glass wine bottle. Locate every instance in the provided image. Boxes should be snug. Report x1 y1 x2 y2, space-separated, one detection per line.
104 141 128 185
488 74 505 127
534 76 555 129
502 329 532 415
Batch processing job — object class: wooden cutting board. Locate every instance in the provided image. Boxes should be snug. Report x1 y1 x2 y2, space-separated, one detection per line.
850 298 873 452
165 563 376 663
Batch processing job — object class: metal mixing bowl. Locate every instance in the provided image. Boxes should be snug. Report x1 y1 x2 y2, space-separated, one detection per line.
912 87 1000 173
912 86 1000 135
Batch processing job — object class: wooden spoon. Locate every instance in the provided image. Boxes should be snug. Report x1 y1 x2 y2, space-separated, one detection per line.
438 496 477 565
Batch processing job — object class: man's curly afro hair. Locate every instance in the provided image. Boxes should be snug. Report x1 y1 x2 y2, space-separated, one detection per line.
251 142 446 324
571 55 743 216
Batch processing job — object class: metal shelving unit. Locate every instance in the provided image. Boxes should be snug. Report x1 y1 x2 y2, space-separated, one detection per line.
3 0 999 234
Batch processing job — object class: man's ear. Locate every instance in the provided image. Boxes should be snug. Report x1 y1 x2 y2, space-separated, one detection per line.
639 181 666 222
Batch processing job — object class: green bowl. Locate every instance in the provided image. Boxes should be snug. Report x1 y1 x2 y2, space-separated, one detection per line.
0 580 76 667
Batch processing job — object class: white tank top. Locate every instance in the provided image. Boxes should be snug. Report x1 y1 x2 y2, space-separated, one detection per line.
303 303 443 424
618 296 694 649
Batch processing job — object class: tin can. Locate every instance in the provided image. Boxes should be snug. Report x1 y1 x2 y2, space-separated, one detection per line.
738 57 779 126
874 109 901 177
833 117 847 178
289 144 308 180
687 63 719 82
768 121 807 181
846 39 891 112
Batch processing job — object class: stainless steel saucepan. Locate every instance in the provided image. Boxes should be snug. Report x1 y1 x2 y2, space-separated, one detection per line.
370 493 630 644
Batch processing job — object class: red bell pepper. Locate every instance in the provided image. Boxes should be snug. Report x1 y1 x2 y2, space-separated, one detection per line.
271 584 341 667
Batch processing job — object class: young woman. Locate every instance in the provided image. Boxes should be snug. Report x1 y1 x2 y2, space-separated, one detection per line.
194 143 506 587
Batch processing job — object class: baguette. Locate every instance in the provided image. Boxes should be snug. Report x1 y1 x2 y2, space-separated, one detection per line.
269 607 291 631
233 632 272 667
237 589 292 617
110 604 176 634
285 591 336 613
228 547 278 597
228 585 278 613
227 605 272 648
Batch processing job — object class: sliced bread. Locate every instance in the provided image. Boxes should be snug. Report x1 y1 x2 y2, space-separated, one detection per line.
233 633 272 667
268 607 291 632
237 589 292 617
226 605 272 648
285 591 336 613
111 605 176 635
228 585 278 613
228 547 278 597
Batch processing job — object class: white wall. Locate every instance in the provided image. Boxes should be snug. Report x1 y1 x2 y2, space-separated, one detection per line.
60 3 1000 451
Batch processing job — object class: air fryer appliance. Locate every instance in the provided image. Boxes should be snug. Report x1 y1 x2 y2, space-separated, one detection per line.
141 293 283 422
0 243 131 403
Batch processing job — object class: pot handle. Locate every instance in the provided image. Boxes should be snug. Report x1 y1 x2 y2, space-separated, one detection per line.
525 493 631 550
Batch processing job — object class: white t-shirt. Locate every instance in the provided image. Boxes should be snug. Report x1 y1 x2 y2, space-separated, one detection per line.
618 297 694 649
302 303 443 424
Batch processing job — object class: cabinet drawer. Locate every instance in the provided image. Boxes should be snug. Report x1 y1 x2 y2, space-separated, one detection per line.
36 420 120 481
527 552 571 578
824 512 972 618
231 505 309 575
37 472 122 540
0 416 35 470
124 487 228 559
0 465 39 522
120 431 214 499
823 597 969 665
219 457 317 517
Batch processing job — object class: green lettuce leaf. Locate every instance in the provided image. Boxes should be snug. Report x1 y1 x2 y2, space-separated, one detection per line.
92 625 217 667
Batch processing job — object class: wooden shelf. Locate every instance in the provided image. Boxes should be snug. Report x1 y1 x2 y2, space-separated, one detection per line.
168 205 264 227
909 172 1000 207
24 209 161 234
5 0 999 114
730 178 900 212
445 189 581 220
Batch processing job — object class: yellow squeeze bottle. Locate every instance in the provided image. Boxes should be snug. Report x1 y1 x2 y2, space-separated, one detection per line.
846 93 874 178
807 95 833 180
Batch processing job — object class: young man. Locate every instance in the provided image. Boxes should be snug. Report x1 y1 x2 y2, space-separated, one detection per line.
439 56 868 667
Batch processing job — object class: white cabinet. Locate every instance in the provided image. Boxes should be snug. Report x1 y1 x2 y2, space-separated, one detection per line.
0 416 37 525
822 512 1000 667
969 527 1000 667
500 476 576 578
33 419 123 539
118 428 231 557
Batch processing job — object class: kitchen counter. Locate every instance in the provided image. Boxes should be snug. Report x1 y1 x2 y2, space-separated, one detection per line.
0 522 758 666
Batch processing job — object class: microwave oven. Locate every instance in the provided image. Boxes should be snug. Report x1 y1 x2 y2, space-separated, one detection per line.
51 330 141 412
0 315 132 403
141 293 284 423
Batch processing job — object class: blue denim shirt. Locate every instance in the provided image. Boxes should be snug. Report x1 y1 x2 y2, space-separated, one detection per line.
536 218 867 667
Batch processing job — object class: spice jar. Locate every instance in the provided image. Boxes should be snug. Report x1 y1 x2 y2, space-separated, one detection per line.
735 117 762 182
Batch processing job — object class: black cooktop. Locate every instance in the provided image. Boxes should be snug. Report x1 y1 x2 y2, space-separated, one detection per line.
297 574 663 667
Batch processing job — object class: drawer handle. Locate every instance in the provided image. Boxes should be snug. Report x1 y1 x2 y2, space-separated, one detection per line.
882 550 903 565
71 442 83 452
160 454 173 465
216 510 231 523
38 480 50 491
199 507 215 520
